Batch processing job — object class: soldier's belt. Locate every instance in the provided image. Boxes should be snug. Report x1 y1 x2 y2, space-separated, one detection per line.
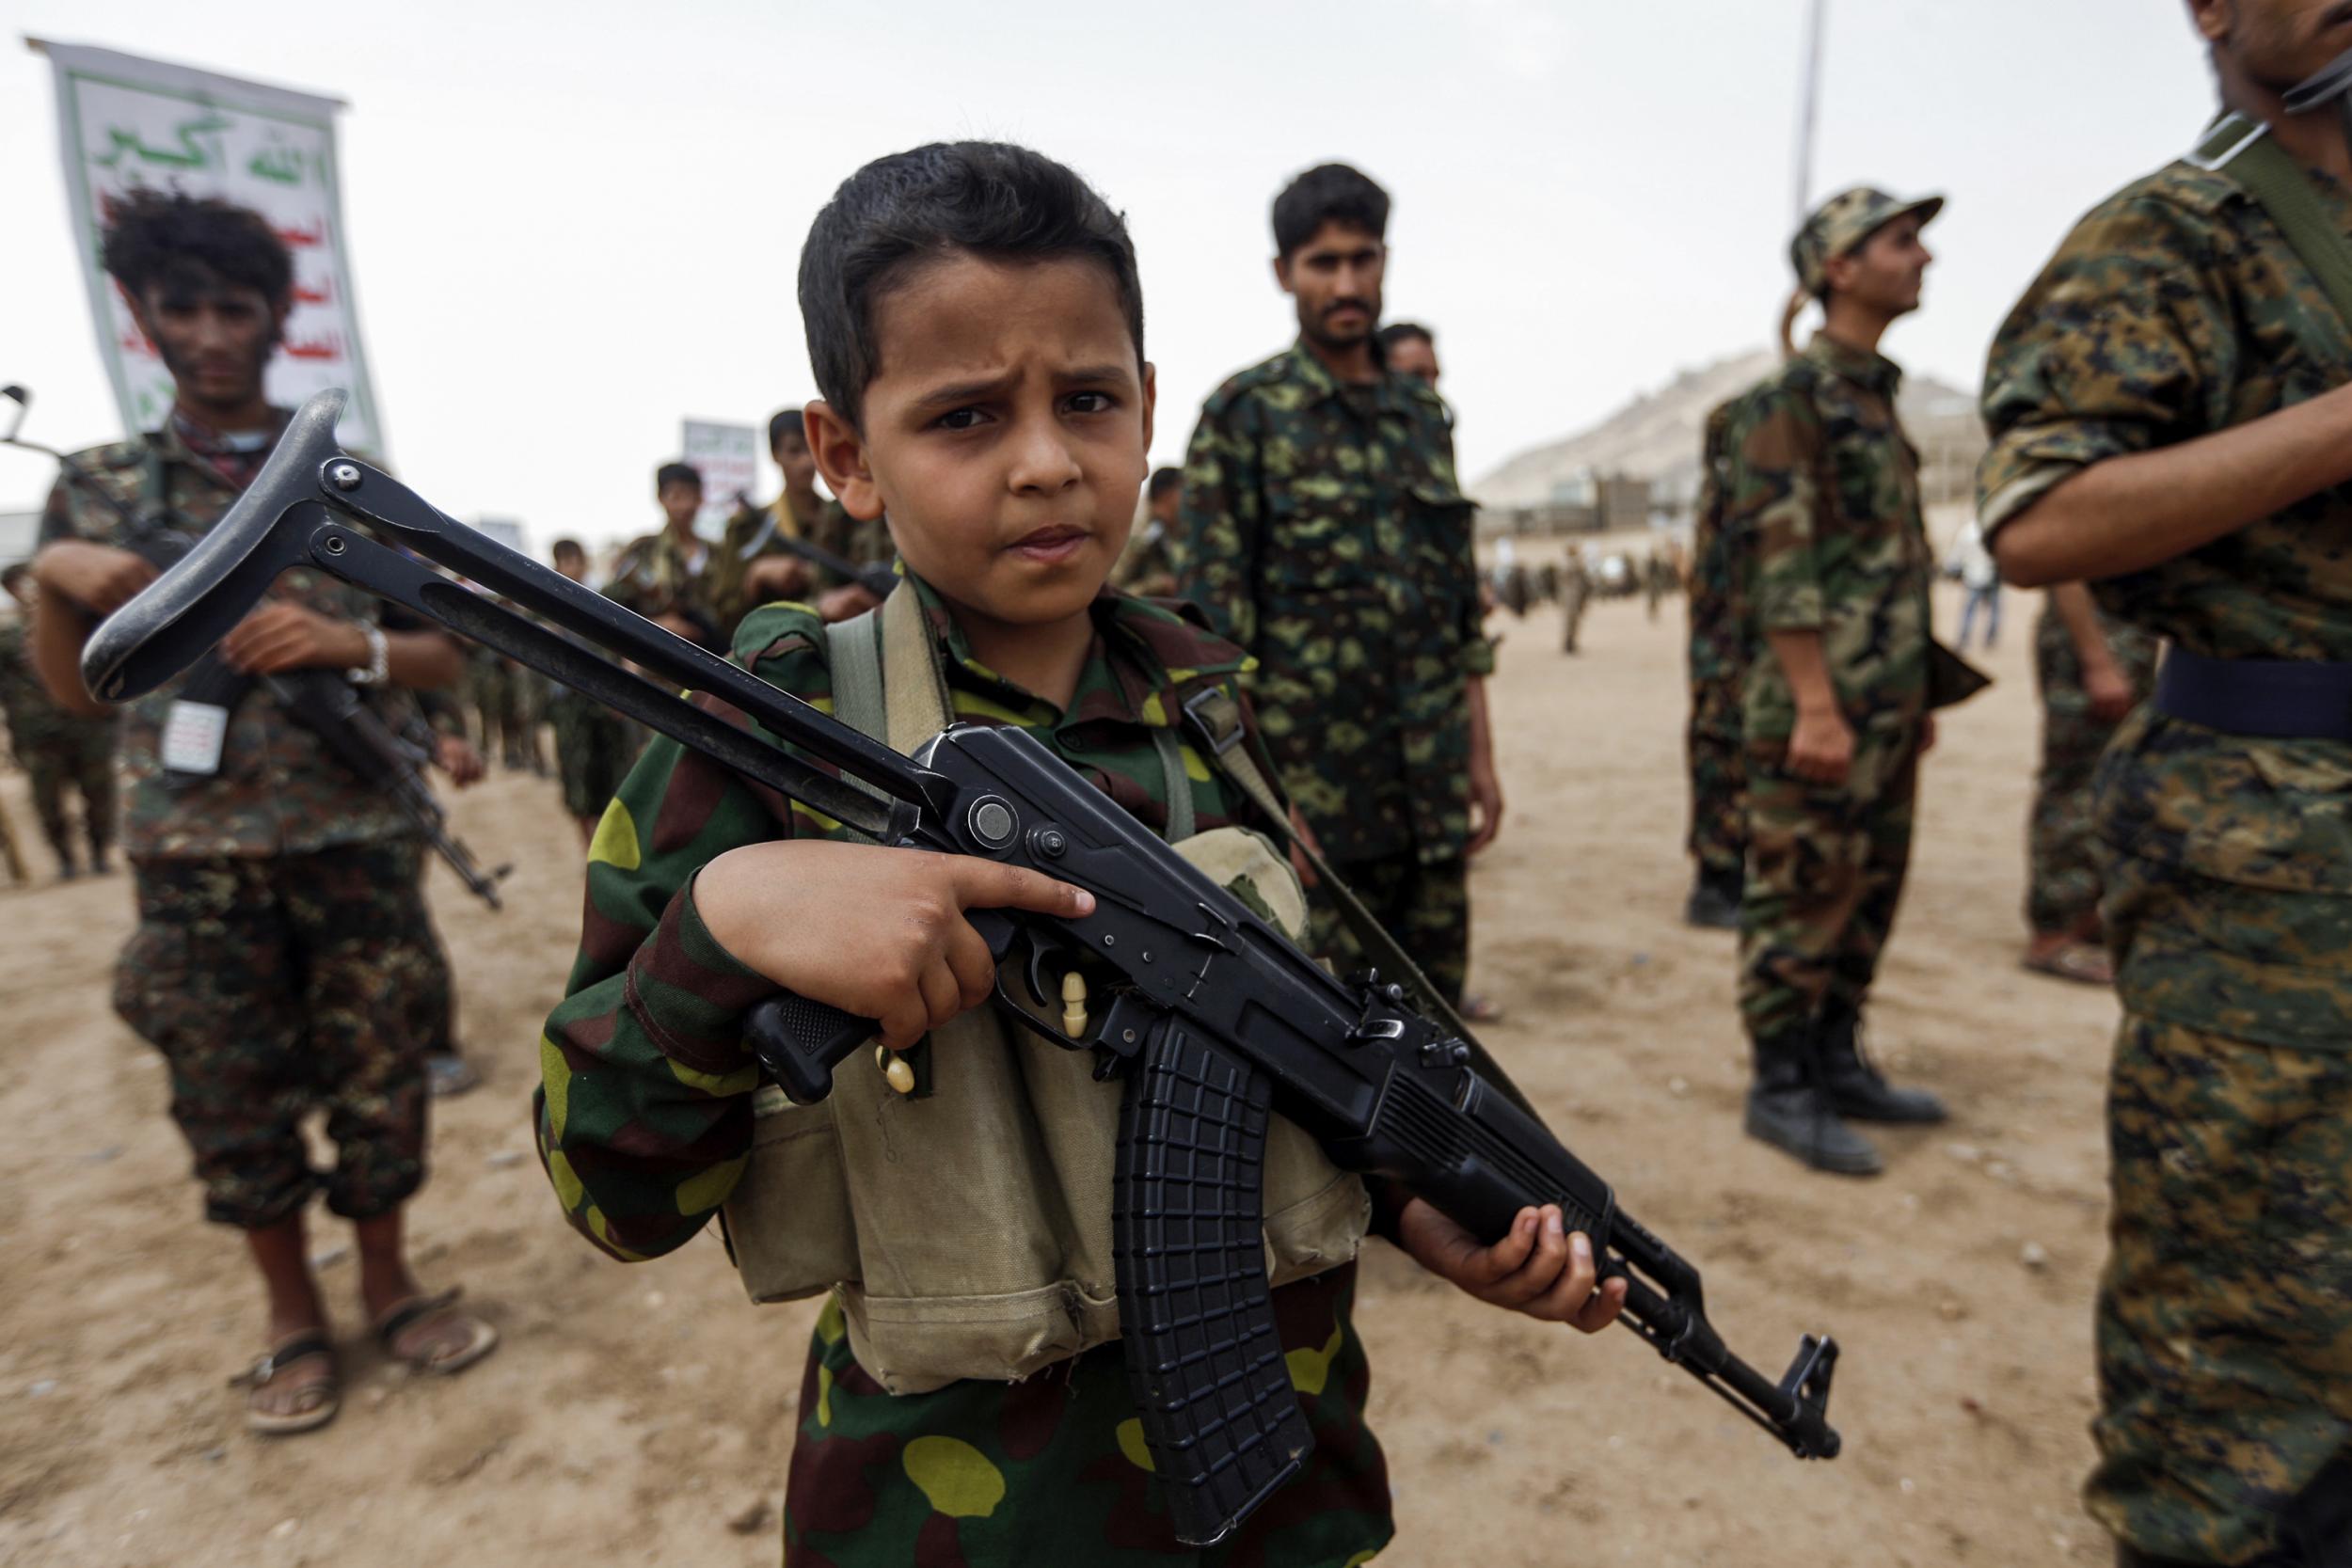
2155 647 2352 741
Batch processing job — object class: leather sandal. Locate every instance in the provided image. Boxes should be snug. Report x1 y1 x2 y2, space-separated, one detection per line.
230 1329 341 1436
373 1287 499 1377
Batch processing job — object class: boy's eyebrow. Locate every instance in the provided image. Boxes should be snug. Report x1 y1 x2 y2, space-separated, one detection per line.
908 363 1136 412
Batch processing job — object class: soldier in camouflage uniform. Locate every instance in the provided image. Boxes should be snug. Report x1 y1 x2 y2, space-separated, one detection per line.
2022 584 2159 987
606 460 725 650
1725 187 1951 1178
1683 400 1747 929
27 191 495 1434
713 408 895 637
1175 163 1498 1007
1558 546 1593 654
1980 8 2352 1559
0 562 116 878
544 536 640 843
1108 467 1183 598
538 140 1620 1566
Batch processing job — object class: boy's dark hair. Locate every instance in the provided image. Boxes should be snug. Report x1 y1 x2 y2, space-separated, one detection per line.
656 461 703 494
2 561 31 594
769 408 806 450
1379 321 1434 352
100 188 293 306
1272 163 1390 260
1147 466 1184 500
550 536 585 560
798 141 1144 428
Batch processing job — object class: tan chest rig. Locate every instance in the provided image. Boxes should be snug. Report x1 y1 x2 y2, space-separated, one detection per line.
720 587 1369 1393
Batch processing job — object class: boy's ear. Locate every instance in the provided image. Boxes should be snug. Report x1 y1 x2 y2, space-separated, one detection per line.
1271 254 1295 297
1139 360 1157 467
803 400 881 520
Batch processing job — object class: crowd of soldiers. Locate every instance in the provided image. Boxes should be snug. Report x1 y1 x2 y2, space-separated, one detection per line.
6 4 2351 1560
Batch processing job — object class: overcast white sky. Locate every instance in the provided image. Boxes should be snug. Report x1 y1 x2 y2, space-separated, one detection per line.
0 0 2213 546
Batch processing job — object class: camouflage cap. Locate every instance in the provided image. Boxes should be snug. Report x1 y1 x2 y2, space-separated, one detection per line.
1790 187 1945 293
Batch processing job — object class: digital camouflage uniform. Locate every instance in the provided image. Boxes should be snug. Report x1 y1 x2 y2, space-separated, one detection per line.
2026 598 2159 939
1727 332 1934 1065
0 612 116 871
606 526 726 647
1685 399 1748 883
43 415 444 1229
1174 341 1490 1006
1980 140 2352 1564
534 577 1393 1566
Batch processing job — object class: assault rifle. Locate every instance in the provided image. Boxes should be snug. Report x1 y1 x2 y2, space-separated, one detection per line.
87 391 1841 1545
1 385 511 909
730 489 899 600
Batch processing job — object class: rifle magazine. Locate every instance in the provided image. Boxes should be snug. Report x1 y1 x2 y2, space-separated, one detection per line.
1112 1019 1310 1547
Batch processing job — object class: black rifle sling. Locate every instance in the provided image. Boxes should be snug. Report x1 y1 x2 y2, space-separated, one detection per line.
1179 687 1538 1117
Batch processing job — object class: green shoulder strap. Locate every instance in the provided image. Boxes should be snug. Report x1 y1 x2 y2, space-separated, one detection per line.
821 608 889 844
2189 112 2352 341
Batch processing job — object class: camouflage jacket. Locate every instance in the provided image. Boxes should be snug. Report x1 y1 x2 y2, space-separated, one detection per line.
1108 518 1179 599
711 492 891 633
1173 341 1493 864
0 614 112 757
1726 334 1933 740
1980 144 2352 1050
41 418 423 861
536 572 1288 1260
604 526 723 640
1687 397 1749 692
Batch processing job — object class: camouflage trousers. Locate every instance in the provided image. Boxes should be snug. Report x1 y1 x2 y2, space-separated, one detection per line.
2089 1014 2352 1564
392 839 458 1055
1309 851 1469 1010
548 690 639 822
1739 724 1918 1057
2026 605 2157 936
18 718 116 867
1685 680 1745 879
115 840 435 1229
784 1264 1393 1567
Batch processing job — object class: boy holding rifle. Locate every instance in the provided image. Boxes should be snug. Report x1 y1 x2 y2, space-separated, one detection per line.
536 141 1622 1565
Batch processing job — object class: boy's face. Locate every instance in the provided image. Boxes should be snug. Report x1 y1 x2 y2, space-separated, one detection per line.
128 267 287 415
658 480 703 532
1388 335 1439 386
1149 484 1183 528
552 546 586 581
772 425 818 493
808 254 1153 631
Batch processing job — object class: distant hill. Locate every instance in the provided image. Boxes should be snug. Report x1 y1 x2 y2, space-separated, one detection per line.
1470 349 1984 516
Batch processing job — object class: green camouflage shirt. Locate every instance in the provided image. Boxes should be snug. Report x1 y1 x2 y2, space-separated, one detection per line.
712 493 893 635
1173 341 1493 865
531 577 1391 1554
604 526 723 640
41 420 421 861
0 615 112 758
1980 145 2352 1049
1725 334 1933 740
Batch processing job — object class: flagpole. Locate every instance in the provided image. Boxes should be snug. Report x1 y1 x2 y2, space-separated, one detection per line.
1792 0 1827 225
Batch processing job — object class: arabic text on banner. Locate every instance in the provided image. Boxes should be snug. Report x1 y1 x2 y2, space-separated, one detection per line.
39 40 386 454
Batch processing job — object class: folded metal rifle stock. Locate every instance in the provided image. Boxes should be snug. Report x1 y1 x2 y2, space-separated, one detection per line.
86 390 1841 1546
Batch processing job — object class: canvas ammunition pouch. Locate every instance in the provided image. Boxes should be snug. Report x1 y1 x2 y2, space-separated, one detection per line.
719 585 1368 1393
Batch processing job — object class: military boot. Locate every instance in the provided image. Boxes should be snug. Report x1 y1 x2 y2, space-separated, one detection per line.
1743 1034 1881 1177
1683 864 1742 930
1815 998 1947 1124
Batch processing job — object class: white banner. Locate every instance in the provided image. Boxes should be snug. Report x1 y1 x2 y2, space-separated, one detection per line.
681 419 758 538
39 40 386 453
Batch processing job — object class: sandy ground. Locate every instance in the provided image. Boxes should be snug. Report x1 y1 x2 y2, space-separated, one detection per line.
0 579 2122 1568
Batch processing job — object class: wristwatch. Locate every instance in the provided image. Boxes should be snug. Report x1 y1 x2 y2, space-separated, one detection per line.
345 622 389 686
